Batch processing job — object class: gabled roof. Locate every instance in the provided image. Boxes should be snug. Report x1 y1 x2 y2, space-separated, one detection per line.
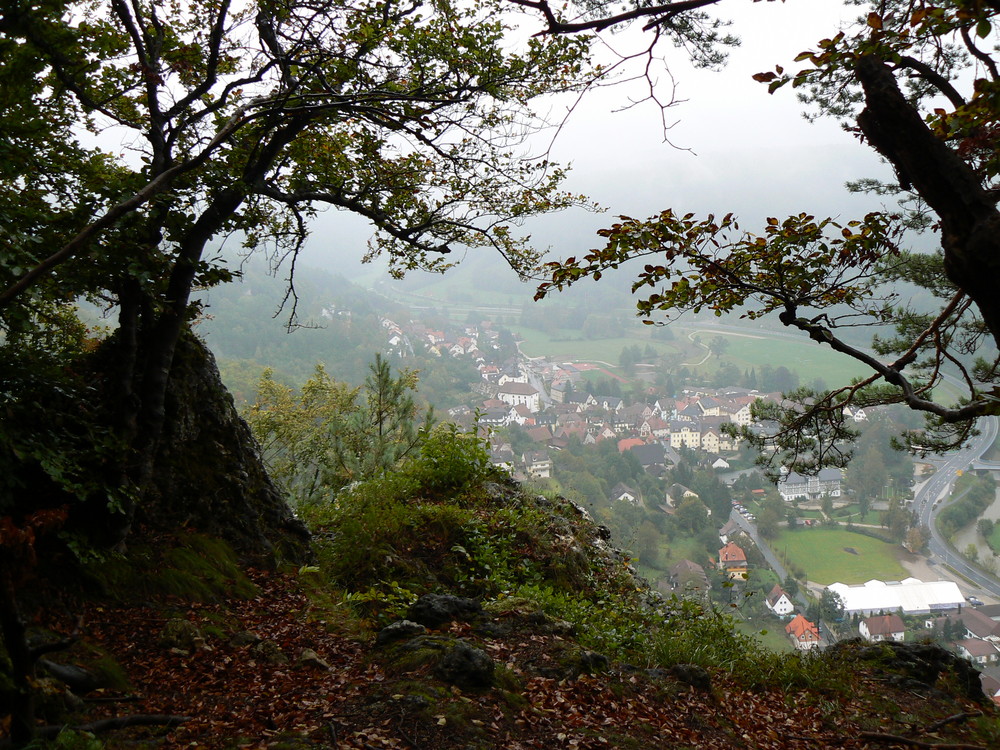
767 584 791 608
862 614 906 636
980 672 1000 699
609 482 638 501
785 614 819 640
718 541 746 564
617 437 646 453
525 425 553 442
962 608 1000 639
719 519 740 536
497 382 539 396
959 639 1000 658
630 443 666 466
670 559 706 576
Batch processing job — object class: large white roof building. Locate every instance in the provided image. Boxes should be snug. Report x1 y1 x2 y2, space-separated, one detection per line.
827 578 965 616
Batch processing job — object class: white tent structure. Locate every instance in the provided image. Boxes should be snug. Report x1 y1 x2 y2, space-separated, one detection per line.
827 578 965 616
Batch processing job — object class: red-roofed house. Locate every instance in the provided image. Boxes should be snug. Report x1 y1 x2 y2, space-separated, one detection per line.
785 614 821 651
717 542 748 579
617 437 645 453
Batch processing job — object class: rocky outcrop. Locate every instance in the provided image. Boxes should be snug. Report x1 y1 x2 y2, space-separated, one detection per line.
141 335 309 564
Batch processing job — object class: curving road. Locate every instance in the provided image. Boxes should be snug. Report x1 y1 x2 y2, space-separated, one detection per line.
913 415 1000 599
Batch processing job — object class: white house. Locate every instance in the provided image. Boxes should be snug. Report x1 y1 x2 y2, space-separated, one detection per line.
765 585 795 617
859 614 906 642
496 382 540 413
958 639 1000 665
522 450 552 479
777 468 843 502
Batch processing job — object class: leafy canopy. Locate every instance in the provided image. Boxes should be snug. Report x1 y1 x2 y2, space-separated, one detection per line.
0 0 604 538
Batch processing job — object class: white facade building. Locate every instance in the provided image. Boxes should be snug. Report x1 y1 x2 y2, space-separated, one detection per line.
827 578 965 617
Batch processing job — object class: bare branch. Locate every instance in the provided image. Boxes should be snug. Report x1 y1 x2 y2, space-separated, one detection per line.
508 0 726 36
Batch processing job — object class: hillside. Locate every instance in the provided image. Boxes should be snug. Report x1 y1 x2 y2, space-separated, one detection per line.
6 460 1000 749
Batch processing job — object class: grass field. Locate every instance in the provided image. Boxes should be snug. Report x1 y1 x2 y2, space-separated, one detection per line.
518 324 874 389
831 504 883 525
517 328 681 363
772 527 907 585
734 619 796 654
682 330 871 387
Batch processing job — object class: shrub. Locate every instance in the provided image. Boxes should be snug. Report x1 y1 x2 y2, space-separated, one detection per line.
400 422 493 497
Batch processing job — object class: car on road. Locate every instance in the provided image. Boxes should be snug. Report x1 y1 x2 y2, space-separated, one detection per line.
968 596 984 606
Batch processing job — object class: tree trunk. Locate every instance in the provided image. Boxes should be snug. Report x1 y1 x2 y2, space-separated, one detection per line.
0 569 36 747
854 54 1000 346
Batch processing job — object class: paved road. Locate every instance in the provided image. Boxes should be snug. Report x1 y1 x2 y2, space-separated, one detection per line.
913 415 1000 599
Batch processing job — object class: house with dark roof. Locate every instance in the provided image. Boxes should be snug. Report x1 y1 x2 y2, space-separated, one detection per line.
777 468 843 502
980 672 1000 706
718 518 741 545
609 482 640 505
962 608 1000 641
765 585 795 617
522 450 552 479
630 442 668 474
958 639 1000 665
669 559 710 598
860 614 906 642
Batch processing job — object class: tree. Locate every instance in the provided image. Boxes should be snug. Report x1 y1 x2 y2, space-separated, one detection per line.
529 0 1000 473
0 7 601 742
0 0 599 543
882 497 912 542
821 493 835 518
754 492 785 540
783 574 800 598
674 495 710 535
905 525 929 554
247 355 433 504
846 433 889 517
636 520 662 568
708 336 729 356
819 589 846 623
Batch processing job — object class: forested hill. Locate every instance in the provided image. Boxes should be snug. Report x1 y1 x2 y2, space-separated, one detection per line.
193 257 481 410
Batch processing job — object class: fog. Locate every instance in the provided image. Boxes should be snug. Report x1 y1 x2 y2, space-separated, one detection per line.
298 1 896 296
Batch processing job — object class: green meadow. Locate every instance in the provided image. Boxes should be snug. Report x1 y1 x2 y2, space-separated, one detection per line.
682 330 871 387
772 527 907 585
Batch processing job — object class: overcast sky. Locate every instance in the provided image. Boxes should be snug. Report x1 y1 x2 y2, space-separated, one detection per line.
299 0 895 283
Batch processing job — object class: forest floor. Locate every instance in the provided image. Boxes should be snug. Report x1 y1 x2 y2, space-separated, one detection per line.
20 568 1000 750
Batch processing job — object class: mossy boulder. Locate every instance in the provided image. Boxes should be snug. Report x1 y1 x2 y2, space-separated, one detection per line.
387 635 495 690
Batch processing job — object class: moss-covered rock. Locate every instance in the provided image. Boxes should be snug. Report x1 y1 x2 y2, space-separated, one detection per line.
387 635 495 690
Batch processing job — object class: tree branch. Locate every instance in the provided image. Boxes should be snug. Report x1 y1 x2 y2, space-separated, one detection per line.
508 0 725 36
